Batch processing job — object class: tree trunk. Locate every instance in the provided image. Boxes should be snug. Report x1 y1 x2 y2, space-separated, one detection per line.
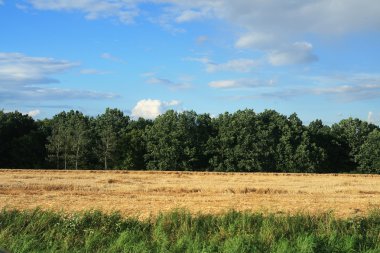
75 144 80 170
64 152 67 170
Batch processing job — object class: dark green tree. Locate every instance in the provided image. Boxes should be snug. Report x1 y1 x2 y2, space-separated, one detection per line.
94 108 129 169
144 110 206 171
66 111 90 169
46 112 67 169
255 110 288 171
331 118 378 171
122 118 152 170
46 111 90 169
0 111 47 168
208 110 261 172
355 129 380 173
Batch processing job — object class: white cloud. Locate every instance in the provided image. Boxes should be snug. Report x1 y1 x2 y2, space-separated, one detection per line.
170 0 379 65
186 57 259 73
311 83 380 101
206 58 259 73
100 53 125 63
268 42 318 66
0 86 119 101
27 109 41 117
259 73 380 101
235 32 276 50
0 52 119 101
145 75 192 90
80 68 109 75
24 0 380 67
368 111 374 123
27 0 138 23
0 52 78 86
0 1 3 5
308 73 380 100
25 1 380 36
132 99 181 119
209 79 274 89
196 35 208 44
176 10 206 23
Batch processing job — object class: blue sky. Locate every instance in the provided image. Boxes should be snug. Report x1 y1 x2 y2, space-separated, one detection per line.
0 0 379 125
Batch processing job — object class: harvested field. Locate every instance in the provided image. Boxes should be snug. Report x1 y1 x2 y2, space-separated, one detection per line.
0 169 379 218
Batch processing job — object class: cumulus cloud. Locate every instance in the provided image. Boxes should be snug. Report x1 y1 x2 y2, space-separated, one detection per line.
368 111 374 123
27 109 41 117
132 99 181 119
209 79 274 89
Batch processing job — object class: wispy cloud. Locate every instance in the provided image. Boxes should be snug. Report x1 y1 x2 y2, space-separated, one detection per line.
196 35 208 44
186 57 259 73
311 84 380 101
80 68 109 75
0 86 119 101
100 53 126 63
0 52 119 101
256 73 380 101
175 9 210 23
145 74 192 90
0 52 78 86
26 0 138 23
209 79 275 89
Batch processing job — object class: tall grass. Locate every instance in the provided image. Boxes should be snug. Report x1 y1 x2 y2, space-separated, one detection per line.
0 208 379 252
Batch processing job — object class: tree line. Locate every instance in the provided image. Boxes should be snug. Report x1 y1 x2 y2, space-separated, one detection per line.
0 108 379 173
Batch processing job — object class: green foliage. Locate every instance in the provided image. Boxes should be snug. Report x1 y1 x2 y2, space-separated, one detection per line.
0 209 380 252
331 118 377 171
46 111 91 169
0 110 47 168
208 109 261 172
356 129 380 173
93 108 129 169
122 118 152 170
144 110 211 171
1 108 380 172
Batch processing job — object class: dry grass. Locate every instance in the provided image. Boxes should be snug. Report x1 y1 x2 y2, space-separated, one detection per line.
1 169 380 218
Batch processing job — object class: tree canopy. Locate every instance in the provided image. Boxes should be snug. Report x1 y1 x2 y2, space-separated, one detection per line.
1 108 379 173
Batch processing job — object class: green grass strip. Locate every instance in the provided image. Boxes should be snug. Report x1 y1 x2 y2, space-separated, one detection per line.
0 208 379 253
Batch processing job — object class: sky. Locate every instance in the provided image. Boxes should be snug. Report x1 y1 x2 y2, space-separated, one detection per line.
0 0 380 125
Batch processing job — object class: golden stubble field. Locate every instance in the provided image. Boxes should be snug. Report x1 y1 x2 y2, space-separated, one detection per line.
0 170 379 218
